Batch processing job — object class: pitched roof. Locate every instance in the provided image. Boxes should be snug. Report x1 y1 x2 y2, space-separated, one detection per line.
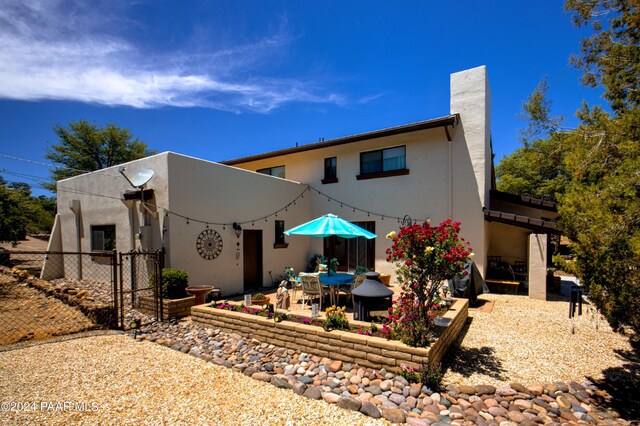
490 189 557 211
484 209 561 234
222 114 459 165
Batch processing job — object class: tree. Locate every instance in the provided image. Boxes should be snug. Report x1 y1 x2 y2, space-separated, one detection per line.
565 0 640 112
558 105 640 338
496 79 569 201
496 2 640 341
0 184 28 243
0 180 55 241
45 120 153 191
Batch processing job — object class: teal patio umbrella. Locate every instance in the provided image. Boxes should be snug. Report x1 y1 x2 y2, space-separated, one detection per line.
284 214 377 239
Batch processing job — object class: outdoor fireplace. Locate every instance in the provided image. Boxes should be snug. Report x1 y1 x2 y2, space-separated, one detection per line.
352 272 393 322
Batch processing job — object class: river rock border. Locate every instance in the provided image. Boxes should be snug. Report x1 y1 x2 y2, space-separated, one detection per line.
137 319 628 424
191 298 468 370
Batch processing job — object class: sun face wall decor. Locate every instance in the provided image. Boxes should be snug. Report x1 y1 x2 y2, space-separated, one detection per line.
196 229 223 260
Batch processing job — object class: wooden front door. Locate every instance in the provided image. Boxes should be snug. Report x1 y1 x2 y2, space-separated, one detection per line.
243 230 263 291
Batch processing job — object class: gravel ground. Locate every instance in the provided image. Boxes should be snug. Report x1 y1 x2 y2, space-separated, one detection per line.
0 335 390 426
443 293 638 387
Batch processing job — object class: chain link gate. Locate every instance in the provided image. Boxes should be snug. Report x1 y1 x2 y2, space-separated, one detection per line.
117 249 165 328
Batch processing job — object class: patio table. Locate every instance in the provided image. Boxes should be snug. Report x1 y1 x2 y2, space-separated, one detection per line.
319 273 354 306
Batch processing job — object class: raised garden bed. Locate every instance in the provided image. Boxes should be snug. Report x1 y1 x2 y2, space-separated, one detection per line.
139 295 195 320
191 298 468 371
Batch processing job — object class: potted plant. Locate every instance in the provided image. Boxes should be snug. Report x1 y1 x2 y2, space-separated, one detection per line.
251 293 270 305
160 268 189 299
320 257 340 276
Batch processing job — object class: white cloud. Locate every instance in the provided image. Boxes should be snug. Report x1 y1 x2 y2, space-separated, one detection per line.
0 0 343 112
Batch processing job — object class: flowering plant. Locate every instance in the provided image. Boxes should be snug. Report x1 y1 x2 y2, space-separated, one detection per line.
384 219 472 346
212 302 273 318
356 322 378 336
323 305 349 331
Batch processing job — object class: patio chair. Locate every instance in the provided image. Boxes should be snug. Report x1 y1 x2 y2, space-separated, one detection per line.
339 273 366 310
289 276 302 303
300 273 325 310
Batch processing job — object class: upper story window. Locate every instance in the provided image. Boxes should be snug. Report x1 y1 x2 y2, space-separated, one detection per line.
322 157 338 184
357 145 409 180
91 225 116 252
257 165 285 179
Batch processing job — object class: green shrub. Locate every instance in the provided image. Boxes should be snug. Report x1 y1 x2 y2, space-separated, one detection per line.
161 268 188 299
399 361 443 390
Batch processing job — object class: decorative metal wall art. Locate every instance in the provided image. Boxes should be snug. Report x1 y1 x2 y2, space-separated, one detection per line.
196 229 223 260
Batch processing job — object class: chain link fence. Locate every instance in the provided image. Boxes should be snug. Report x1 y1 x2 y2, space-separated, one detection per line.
0 250 119 346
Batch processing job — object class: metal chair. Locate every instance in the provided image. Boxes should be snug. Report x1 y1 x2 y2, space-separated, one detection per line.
347 273 367 310
289 277 302 303
300 273 325 310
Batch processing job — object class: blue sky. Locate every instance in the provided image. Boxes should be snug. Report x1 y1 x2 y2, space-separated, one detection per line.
0 0 603 197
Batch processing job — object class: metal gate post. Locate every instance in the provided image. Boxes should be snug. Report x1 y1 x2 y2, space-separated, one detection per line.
111 249 119 329
119 252 125 329
130 252 136 307
158 248 165 321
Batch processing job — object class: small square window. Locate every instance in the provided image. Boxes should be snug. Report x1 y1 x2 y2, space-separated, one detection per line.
322 157 338 184
274 220 288 248
91 225 116 251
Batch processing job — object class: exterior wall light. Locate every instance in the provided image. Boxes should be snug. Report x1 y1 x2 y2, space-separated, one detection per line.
232 222 242 239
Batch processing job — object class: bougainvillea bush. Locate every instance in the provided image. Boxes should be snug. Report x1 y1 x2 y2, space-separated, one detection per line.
383 219 472 346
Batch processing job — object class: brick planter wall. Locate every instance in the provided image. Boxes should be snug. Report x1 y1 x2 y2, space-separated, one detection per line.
192 298 467 371
139 295 195 320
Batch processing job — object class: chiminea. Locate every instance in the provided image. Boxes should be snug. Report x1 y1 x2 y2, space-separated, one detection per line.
352 272 393 322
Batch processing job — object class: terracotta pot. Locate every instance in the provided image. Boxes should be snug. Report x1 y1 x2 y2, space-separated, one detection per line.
378 274 391 287
251 296 270 305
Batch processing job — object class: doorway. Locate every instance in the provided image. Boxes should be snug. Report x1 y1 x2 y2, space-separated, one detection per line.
243 230 263 291
323 221 375 271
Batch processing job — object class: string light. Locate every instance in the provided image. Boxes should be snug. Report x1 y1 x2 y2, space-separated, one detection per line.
142 183 429 228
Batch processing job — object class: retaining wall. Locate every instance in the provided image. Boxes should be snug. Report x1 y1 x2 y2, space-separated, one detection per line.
139 295 195 320
191 298 467 371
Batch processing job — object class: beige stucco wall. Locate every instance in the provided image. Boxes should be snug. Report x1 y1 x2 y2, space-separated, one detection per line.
54 152 312 294
55 153 171 281
230 66 492 278
164 153 311 294
487 222 530 265
528 233 548 300
230 128 458 278
51 66 495 295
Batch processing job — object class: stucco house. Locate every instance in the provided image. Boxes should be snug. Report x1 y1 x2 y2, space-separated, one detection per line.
46 66 559 300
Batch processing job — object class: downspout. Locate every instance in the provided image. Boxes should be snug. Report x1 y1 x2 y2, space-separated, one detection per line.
120 199 136 250
448 139 453 219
